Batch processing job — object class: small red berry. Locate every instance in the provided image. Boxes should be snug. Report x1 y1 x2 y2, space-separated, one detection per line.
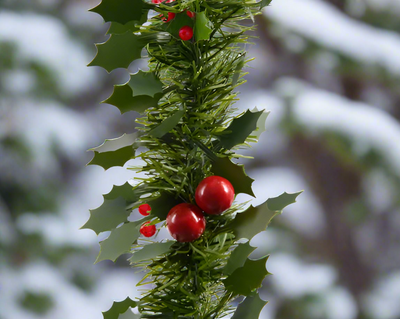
166 0 175 3
178 26 193 41
166 203 206 242
195 176 235 215
139 204 151 216
162 12 175 23
140 221 156 237
152 0 163 3
186 11 195 18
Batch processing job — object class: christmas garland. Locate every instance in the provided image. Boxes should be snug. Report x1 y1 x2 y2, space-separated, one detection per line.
83 0 301 318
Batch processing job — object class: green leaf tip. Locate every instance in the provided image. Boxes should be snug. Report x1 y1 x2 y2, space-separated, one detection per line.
211 157 255 197
223 255 270 296
103 297 138 319
90 0 149 25
129 241 174 264
195 12 213 41
231 292 268 319
148 110 185 138
88 133 139 170
223 242 257 276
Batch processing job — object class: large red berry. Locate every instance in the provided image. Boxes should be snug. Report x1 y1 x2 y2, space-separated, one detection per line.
195 176 235 215
139 204 151 216
166 203 205 242
186 11 195 18
162 12 176 22
179 26 193 41
140 221 156 237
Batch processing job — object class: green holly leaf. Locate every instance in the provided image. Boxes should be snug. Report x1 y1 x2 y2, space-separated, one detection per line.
194 12 213 41
252 109 269 139
260 0 273 9
88 133 139 170
104 183 147 203
147 192 182 221
218 109 264 149
90 0 150 25
226 191 302 241
211 157 254 196
103 297 138 319
161 12 193 39
129 241 174 264
231 292 268 319
119 309 141 319
96 218 151 263
82 198 131 235
223 242 256 276
148 110 185 138
129 70 163 97
223 256 270 296
88 32 156 73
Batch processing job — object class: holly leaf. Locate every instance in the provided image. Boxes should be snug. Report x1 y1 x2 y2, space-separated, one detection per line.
129 241 174 264
223 242 256 276
148 110 185 138
211 157 254 196
223 256 270 296
88 133 139 170
231 292 268 319
194 12 212 41
161 12 193 39
90 0 150 25
147 192 182 221
88 32 156 73
104 85 163 114
218 109 264 149
128 70 163 97
103 297 138 319
104 183 147 203
252 109 269 139
226 191 302 241
82 198 131 235
96 218 150 263
119 309 141 319
260 0 273 9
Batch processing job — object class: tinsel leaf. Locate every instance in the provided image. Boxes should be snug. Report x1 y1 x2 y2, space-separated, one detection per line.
82 198 130 235
223 242 256 276
252 109 270 138
232 54 246 86
211 157 255 196
96 218 150 263
223 256 270 296
162 12 194 39
226 191 302 240
103 297 138 319
128 70 163 98
88 133 139 170
218 109 264 149
90 0 150 25
104 85 162 115
231 292 268 319
88 32 155 73
194 12 213 41
129 241 174 264
148 110 185 138
147 192 181 221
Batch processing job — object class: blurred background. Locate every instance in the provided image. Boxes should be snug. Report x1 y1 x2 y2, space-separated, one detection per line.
1 0 399 318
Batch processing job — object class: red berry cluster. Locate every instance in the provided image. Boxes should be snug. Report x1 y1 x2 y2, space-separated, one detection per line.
138 176 234 242
158 7 196 41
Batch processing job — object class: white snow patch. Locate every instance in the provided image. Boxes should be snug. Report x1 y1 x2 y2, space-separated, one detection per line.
325 287 358 319
265 0 400 76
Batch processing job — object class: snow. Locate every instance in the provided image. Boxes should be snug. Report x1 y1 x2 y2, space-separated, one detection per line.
265 0 400 76
0 10 98 96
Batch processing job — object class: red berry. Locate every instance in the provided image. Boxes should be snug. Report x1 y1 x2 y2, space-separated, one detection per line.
166 203 206 242
162 12 175 22
178 26 193 41
186 11 195 18
195 176 235 215
140 221 156 237
139 204 151 216
152 0 163 3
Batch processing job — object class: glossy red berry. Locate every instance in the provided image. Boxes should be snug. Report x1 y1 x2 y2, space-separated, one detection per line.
140 221 156 237
151 0 163 3
186 11 195 18
195 176 235 215
178 26 193 41
139 204 151 216
166 203 206 242
162 12 176 22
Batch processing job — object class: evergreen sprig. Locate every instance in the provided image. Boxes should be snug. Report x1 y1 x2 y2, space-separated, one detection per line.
84 0 302 318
